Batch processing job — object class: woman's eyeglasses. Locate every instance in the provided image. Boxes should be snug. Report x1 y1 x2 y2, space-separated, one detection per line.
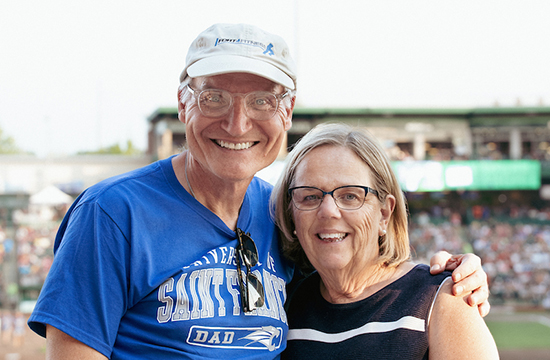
236 228 265 312
288 185 379 211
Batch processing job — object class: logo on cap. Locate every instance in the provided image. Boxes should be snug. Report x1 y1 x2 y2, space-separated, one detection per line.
214 38 275 57
263 44 274 56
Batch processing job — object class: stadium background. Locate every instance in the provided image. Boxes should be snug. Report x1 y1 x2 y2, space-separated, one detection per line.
1 106 549 358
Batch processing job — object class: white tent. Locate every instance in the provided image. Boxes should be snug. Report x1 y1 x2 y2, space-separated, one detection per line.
29 185 73 206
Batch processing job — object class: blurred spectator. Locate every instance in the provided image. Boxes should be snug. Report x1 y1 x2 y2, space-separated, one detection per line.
12 311 25 347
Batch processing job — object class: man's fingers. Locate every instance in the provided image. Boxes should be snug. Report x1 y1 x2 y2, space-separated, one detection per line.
429 250 453 274
452 268 488 296
478 300 491 318
451 253 481 283
460 280 489 303
430 251 491 318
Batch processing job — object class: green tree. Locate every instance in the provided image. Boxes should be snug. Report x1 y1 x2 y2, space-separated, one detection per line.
78 140 142 155
0 126 23 154
123 140 142 156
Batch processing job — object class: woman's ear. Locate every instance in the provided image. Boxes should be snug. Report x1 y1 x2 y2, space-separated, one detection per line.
379 194 396 230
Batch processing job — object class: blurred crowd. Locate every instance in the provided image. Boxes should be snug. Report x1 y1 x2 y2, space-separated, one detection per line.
13 225 55 291
0 207 61 310
387 141 550 161
1 309 26 348
410 209 550 309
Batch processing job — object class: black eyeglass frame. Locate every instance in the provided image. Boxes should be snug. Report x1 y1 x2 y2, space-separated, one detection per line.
235 228 265 312
288 185 380 211
186 85 291 121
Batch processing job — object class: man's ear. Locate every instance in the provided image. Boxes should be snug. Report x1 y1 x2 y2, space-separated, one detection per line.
177 87 186 124
283 95 296 131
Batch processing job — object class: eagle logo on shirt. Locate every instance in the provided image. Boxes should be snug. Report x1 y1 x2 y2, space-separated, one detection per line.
240 326 281 351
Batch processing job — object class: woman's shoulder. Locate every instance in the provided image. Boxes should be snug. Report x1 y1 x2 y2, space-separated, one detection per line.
398 263 452 287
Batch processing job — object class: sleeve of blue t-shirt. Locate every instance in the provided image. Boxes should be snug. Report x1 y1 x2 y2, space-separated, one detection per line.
28 199 130 357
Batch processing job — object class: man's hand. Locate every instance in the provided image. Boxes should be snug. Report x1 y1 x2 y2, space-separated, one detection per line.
430 251 490 317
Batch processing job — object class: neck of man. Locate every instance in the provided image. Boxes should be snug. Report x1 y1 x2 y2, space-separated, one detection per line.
172 152 250 231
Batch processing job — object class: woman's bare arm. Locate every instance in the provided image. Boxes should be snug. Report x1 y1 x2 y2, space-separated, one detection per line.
428 279 499 360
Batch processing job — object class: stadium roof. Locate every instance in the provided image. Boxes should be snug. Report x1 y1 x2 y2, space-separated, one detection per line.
148 106 550 123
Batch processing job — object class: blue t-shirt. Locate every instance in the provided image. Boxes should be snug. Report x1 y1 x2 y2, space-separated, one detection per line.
28 156 294 359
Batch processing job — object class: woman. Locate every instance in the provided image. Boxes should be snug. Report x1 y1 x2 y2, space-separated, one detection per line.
272 123 499 359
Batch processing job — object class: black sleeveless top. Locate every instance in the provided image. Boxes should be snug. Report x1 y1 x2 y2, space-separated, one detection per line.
283 264 451 360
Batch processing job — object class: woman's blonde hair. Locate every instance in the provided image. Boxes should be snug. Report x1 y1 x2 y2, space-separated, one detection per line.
271 123 410 273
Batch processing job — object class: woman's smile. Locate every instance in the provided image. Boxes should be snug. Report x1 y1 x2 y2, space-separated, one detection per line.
317 232 347 243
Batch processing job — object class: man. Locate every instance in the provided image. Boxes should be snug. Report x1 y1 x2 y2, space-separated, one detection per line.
28 23 489 359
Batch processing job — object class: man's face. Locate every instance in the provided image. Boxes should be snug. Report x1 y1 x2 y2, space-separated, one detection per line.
179 72 294 183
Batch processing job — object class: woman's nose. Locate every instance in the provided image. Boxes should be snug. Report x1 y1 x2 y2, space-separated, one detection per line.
317 194 341 218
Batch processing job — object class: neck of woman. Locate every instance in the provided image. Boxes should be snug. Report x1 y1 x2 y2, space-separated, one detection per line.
318 262 414 304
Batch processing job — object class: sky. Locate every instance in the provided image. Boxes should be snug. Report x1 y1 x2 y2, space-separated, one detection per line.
1 0 549 157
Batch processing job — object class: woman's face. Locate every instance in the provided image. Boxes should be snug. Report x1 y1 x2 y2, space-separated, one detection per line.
291 145 391 276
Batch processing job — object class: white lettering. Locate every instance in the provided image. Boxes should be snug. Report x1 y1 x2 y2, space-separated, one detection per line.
261 270 276 318
226 269 241 315
227 247 236 266
189 270 201 319
222 332 234 344
212 269 226 317
198 269 214 318
208 331 221 344
220 247 228 264
194 330 208 343
273 274 288 325
267 252 276 272
172 273 191 321
208 249 219 263
157 278 174 323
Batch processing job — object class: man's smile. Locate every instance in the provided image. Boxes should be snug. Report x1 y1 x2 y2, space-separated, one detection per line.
215 139 257 150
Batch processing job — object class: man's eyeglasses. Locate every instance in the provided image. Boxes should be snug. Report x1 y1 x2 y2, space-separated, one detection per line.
187 85 290 121
288 185 379 211
235 228 265 312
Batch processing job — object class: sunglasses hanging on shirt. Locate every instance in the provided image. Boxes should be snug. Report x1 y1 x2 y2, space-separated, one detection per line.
235 228 265 312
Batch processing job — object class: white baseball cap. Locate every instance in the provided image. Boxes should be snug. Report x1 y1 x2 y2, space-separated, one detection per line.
180 23 297 90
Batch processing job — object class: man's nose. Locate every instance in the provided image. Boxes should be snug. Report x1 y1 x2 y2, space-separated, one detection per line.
222 97 253 136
